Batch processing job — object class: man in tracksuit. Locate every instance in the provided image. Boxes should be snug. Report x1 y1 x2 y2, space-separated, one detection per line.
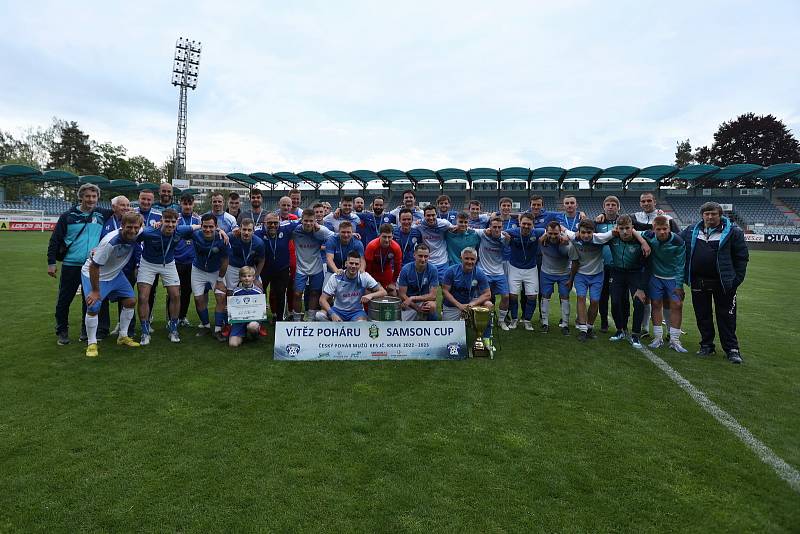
607 214 651 348
594 195 621 333
681 202 748 364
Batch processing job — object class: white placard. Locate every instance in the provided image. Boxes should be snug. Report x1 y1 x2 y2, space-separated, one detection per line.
227 294 268 323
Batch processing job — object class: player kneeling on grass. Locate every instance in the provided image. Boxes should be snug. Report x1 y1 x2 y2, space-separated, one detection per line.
317 250 387 322
641 215 687 352
397 243 440 321
229 266 268 347
81 212 143 357
136 208 184 345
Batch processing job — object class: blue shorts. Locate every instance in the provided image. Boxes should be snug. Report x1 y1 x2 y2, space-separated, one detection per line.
574 271 604 301
648 277 681 302
81 272 135 314
540 271 570 298
230 321 265 338
294 270 324 292
330 306 368 321
486 274 509 296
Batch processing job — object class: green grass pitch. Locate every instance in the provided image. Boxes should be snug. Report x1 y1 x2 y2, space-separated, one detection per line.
1 232 798 532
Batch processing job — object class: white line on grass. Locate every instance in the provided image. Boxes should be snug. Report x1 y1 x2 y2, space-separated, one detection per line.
637 345 800 495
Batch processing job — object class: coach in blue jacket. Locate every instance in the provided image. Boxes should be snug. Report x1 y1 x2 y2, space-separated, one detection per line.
681 201 748 364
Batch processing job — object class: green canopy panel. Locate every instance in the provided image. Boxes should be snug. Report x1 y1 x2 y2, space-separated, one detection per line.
638 165 678 183
137 182 161 191
436 168 467 182
180 188 200 195
226 173 259 187
467 168 498 182
273 172 302 185
500 167 530 181
248 172 279 185
565 166 602 183
351 170 379 183
323 171 353 184
377 169 409 183
38 169 79 184
407 168 437 183
676 164 720 181
297 171 325 184
107 179 138 191
599 166 639 184
0 164 41 179
757 163 800 181
715 164 764 182
531 167 566 181
79 175 110 186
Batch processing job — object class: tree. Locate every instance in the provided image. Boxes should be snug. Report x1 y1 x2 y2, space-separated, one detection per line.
95 142 130 180
674 139 693 168
128 155 162 183
48 121 98 175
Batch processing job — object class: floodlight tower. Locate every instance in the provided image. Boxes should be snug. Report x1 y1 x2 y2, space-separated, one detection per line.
171 37 202 183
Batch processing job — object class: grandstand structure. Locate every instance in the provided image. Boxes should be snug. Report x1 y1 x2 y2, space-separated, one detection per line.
2 163 800 234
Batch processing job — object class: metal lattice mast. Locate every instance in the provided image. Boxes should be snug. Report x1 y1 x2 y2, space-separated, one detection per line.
171 37 201 183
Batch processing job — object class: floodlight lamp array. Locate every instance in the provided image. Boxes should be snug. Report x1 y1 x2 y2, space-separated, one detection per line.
172 37 202 89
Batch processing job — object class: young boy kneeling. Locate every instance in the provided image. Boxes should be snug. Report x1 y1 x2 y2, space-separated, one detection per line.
229 266 268 347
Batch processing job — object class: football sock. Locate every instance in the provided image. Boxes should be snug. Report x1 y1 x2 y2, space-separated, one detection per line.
643 303 652 332
499 309 508 324
168 318 178 333
523 299 537 321
663 307 672 326
198 308 210 326
119 308 134 338
85 314 98 344
508 298 519 319
214 311 226 330
540 299 550 324
653 325 663 340
141 320 151 336
560 300 570 326
669 327 682 342
577 323 588 332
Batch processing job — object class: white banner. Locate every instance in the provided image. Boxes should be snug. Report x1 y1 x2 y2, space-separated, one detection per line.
173 178 190 189
274 321 467 360
744 234 765 242
227 294 268 323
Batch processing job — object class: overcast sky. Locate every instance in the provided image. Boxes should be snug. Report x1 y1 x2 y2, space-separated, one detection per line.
2 0 799 175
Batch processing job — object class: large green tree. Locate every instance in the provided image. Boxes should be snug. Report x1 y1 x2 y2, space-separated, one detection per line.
95 142 130 180
48 121 98 175
128 155 162 183
674 139 693 168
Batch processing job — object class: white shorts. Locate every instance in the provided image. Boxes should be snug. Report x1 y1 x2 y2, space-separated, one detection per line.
441 306 464 322
508 265 539 296
137 259 180 287
191 265 222 297
225 266 240 291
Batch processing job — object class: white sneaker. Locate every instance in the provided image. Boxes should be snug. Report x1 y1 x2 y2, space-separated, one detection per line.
179 318 192 328
169 331 181 343
110 324 120 336
195 325 210 337
648 338 664 349
670 340 688 353
140 333 151 346
522 320 534 331
499 322 510 331
508 319 518 330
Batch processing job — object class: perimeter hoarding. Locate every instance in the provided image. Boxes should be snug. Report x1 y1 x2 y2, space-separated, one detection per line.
274 321 467 360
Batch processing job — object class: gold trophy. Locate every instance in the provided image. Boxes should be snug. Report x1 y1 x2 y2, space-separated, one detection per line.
464 306 496 359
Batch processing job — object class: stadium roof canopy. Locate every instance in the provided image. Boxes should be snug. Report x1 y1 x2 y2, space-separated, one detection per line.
500 167 530 181
436 168 467 182
675 164 720 181
756 163 800 182
35 169 79 184
565 166 603 183
107 179 138 191
377 169 410 183
0 164 42 186
407 168 437 183
530 167 566 181
79 175 109 185
637 165 678 183
297 171 325 185
323 171 353 185
468 168 498 182
137 182 160 191
350 170 379 184
598 166 639 185
248 172 279 185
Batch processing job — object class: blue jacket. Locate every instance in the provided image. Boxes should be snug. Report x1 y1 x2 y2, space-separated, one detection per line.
47 206 112 266
680 216 748 292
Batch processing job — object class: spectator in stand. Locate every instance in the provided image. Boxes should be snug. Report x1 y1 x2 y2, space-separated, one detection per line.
681 202 749 364
48 183 114 346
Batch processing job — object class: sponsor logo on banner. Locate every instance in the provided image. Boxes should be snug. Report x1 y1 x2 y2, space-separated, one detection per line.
8 222 57 231
765 234 800 244
274 321 467 360
744 234 765 242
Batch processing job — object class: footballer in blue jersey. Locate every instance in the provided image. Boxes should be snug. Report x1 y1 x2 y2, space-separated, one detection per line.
356 197 395 247
136 208 184 345
475 218 511 328
502 213 546 330
435 194 459 225
552 195 584 232
318 250 386 322
419 205 454 280
325 221 365 274
136 190 162 229
397 243 440 321
225 218 266 293
467 200 489 229
175 213 232 340
393 209 423 265
256 212 296 322
441 247 493 322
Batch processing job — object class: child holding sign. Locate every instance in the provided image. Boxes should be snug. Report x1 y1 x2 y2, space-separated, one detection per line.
228 266 268 347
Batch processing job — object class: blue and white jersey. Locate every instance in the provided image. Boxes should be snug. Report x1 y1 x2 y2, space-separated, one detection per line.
322 272 379 311
136 208 162 229
442 265 489 307
418 218 453 266
138 226 183 265
540 239 578 276
474 230 506 277
324 235 365 270
228 234 266 269
174 213 201 264
500 216 519 261
398 262 439 297
256 223 296 271
176 226 230 273
204 210 239 234
393 227 423 265
467 214 489 229
232 285 263 297
533 210 559 229
356 211 396 247
569 231 614 276
504 227 545 270
322 211 360 233
291 225 334 275
390 206 424 224
81 229 138 282
437 210 459 225
553 212 582 232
